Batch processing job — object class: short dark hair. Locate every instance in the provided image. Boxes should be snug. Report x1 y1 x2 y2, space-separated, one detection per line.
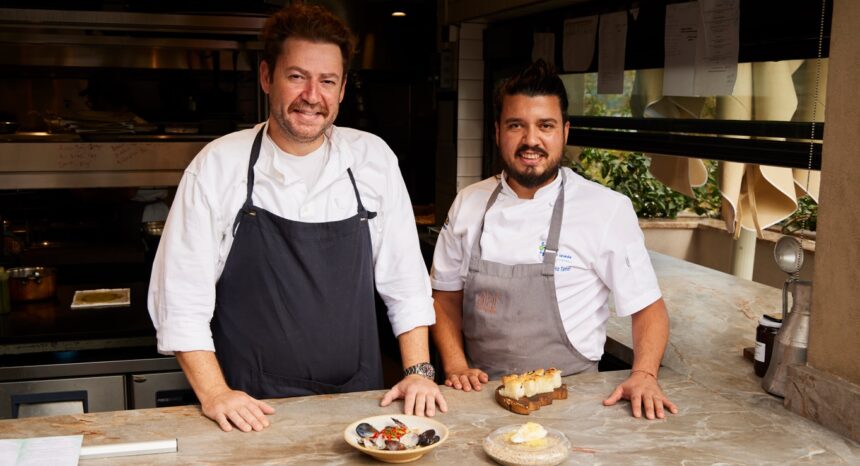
493 59 569 123
261 4 357 78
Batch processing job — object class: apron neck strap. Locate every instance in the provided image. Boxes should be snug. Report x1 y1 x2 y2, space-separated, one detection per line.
243 126 266 210
237 127 376 224
468 169 566 275
231 126 265 236
468 179 504 269
346 167 375 220
542 169 566 276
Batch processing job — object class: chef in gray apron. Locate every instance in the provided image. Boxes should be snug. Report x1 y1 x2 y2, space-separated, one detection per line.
462 170 597 379
430 59 677 420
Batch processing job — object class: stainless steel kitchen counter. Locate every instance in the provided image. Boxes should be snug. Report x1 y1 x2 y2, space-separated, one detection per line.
1 252 858 464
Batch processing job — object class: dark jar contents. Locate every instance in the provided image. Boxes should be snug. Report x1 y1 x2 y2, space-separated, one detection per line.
754 314 783 377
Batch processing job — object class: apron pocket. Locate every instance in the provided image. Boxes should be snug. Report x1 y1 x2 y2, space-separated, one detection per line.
260 364 369 396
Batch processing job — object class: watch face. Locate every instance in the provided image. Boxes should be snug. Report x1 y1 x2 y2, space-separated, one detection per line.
407 362 435 379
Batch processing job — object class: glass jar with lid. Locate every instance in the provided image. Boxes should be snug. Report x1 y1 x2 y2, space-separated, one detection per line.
754 314 782 377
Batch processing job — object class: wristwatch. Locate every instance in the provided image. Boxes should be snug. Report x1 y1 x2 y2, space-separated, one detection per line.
403 362 436 380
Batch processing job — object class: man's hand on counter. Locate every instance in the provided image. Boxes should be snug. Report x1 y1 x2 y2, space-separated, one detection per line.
380 375 448 417
175 351 276 432
443 366 489 391
602 371 678 420
201 387 276 432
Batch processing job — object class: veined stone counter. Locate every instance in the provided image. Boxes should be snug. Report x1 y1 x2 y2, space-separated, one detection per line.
1 253 858 464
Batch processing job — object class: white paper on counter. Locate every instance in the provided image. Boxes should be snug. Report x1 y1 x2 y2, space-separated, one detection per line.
597 11 628 94
694 0 739 96
532 32 555 65
663 1 699 96
0 435 82 466
562 16 598 72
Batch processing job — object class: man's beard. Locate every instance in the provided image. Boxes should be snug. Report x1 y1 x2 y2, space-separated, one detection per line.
502 144 561 188
271 101 336 144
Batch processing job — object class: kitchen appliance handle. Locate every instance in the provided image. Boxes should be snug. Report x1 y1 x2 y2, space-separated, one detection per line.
11 390 88 419
155 389 197 408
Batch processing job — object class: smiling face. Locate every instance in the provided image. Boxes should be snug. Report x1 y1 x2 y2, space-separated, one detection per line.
495 93 570 199
260 37 346 155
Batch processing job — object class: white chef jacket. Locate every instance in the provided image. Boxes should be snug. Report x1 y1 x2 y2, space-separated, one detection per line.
148 123 435 355
431 167 662 360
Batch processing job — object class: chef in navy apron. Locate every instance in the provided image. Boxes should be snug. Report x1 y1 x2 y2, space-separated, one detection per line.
430 60 678 420
148 4 445 433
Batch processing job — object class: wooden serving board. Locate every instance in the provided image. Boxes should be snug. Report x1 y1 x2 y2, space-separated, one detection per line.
494 384 568 415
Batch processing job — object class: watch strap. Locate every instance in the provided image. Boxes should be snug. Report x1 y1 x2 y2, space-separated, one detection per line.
403 362 435 380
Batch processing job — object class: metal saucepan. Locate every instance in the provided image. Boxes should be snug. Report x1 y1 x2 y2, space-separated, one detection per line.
8 267 57 302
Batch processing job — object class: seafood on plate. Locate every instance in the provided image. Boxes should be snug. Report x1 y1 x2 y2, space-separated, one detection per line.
354 417 441 451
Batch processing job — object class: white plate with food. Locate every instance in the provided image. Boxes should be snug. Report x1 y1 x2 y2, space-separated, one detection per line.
71 288 131 309
483 422 570 466
344 414 447 463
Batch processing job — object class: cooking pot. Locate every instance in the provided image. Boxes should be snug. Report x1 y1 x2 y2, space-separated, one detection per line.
8 267 57 302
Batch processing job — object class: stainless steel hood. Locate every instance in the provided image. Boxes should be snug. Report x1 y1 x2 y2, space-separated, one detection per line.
0 8 266 70
0 8 266 36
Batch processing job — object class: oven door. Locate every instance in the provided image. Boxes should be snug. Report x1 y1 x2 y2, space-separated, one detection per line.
130 371 196 409
0 375 125 419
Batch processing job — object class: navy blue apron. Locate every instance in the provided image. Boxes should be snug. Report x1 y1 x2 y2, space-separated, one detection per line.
212 127 383 398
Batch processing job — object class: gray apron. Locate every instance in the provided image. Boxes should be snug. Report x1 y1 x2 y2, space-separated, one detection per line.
462 170 597 379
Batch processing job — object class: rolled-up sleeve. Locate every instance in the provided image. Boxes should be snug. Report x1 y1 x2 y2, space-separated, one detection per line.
147 169 220 354
430 195 466 292
595 197 662 317
372 147 435 337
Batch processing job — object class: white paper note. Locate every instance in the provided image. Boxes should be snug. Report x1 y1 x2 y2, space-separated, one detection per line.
663 1 699 96
562 16 598 72
532 32 555 65
598 11 628 94
694 0 739 95
0 436 82 466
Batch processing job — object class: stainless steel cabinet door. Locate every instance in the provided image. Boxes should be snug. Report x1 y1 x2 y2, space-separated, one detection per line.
130 371 195 409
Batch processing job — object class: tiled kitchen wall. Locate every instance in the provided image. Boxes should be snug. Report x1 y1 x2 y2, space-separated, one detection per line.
435 22 488 225
455 22 487 192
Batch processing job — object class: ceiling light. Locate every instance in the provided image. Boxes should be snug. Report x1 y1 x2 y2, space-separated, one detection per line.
391 11 406 17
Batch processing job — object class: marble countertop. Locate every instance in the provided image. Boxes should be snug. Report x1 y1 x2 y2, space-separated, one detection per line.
2 252 859 464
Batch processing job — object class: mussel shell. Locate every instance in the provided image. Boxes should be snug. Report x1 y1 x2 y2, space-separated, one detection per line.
417 429 439 447
355 422 378 438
